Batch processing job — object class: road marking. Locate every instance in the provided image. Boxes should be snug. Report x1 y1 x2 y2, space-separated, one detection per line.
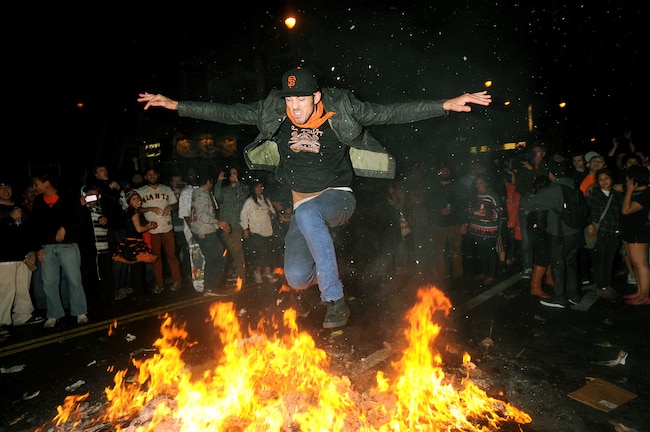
461 274 522 312
0 296 216 358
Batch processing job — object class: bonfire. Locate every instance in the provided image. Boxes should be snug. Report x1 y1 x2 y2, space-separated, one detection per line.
42 285 532 431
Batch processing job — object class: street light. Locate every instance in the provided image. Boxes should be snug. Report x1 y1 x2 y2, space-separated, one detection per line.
285 16 296 29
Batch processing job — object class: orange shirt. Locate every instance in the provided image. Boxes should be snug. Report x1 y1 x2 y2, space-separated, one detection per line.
579 174 596 195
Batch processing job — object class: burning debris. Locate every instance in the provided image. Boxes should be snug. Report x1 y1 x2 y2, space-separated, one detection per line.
39 286 532 431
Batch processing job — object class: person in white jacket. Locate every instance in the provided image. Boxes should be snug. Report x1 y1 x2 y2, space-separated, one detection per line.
240 179 278 284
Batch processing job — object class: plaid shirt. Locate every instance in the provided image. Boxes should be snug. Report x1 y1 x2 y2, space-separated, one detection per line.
585 188 622 235
213 181 249 228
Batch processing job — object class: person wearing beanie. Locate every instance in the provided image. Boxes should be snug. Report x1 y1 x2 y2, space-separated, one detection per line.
138 66 492 329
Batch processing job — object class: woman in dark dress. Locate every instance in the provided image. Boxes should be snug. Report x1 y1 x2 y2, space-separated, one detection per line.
620 165 650 305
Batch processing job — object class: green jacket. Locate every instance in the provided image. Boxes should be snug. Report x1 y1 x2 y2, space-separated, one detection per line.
177 88 448 179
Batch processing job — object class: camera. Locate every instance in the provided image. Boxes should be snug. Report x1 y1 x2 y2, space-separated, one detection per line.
85 194 98 202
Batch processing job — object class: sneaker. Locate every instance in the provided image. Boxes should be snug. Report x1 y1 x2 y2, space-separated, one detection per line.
170 282 182 292
597 286 620 300
114 289 128 301
77 314 88 325
539 299 567 309
627 273 637 285
14 315 45 326
123 287 134 294
323 298 350 329
521 268 533 279
568 297 581 306
253 271 263 284
44 318 58 328
152 286 164 294
264 273 279 283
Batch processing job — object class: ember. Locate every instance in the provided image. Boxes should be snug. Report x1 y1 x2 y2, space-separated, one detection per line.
41 285 532 431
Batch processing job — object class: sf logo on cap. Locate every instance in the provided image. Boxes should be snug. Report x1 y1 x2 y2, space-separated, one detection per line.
287 75 297 89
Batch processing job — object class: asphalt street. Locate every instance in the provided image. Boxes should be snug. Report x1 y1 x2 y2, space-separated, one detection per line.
0 265 648 432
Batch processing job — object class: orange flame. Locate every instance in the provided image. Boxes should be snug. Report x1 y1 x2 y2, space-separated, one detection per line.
43 285 531 431
108 320 118 336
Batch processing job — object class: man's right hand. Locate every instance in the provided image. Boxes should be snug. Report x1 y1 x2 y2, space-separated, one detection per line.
137 93 179 111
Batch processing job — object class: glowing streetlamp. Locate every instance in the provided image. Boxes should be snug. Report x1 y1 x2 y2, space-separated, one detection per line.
285 16 296 29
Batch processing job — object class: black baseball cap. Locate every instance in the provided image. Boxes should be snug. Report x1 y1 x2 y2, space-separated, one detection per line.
278 67 319 97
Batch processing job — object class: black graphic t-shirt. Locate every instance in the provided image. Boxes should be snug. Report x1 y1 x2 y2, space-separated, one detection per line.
274 119 353 193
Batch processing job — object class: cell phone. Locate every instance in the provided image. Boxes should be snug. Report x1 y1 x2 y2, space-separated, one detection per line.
85 194 98 202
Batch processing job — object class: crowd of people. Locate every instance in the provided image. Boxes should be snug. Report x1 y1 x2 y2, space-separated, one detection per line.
1 130 648 342
2 64 647 341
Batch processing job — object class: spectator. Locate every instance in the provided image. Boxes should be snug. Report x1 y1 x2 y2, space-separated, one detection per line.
585 169 623 300
404 164 434 280
620 165 650 305
263 170 293 263
77 185 116 308
427 161 468 283
188 171 231 296
570 152 589 188
349 179 405 282
521 175 554 299
20 182 38 213
24 177 46 316
459 159 487 191
385 179 413 275
613 153 642 192
465 174 505 285
577 152 607 284
31 172 88 328
514 143 550 279
240 179 279 284
610 153 642 286
502 170 521 268
214 166 249 283
170 171 192 289
523 162 583 308
112 190 158 299
579 152 606 196
0 178 43 334
137 167 183 294
84 165 127 302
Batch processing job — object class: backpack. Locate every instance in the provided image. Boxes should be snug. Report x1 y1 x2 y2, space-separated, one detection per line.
554 184 590 230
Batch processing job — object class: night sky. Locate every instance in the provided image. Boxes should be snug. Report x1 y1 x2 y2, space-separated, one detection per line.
11 0 643 182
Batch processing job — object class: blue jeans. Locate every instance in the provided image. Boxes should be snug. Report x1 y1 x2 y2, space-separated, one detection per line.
284 189 356 302
196 232 227 291
41 243 87 319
